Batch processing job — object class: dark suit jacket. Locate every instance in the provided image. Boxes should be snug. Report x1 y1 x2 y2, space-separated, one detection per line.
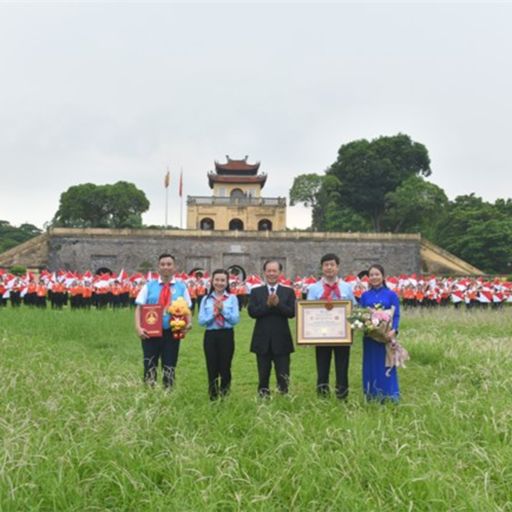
248 284 296 355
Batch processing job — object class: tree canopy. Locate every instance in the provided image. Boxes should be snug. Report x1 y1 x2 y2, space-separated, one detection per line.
53 181 150 229
434 195 512 275
326 133 431 231
289 173 324 209
384 175 449 237
289 133 512 274
0 221 42 253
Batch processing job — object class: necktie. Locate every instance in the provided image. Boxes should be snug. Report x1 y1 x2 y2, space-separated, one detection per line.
269 287 275 294
159 282 171 307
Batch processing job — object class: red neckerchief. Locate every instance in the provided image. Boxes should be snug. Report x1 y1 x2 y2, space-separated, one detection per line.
321 280 341 301
159 281 172 307
214 294 229 327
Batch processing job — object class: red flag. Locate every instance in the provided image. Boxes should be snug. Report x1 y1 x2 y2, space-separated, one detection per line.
179 170 183 197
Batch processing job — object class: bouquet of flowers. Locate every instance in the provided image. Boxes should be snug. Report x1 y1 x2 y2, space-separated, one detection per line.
168 297 191 340
349 305 394 343
349 305 409 373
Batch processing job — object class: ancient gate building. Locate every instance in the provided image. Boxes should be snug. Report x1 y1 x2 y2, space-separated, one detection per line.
186 156 286 231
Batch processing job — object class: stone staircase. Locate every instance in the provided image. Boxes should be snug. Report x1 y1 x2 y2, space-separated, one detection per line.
0 233 50 269
420 238 483 275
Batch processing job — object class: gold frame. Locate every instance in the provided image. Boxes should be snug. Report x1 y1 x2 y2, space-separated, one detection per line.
296 300 353 346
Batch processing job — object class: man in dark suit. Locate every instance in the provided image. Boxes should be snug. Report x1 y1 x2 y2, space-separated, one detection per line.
248 260 296 397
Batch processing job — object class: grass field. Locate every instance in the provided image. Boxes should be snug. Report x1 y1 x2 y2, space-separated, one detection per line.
1 306 511 511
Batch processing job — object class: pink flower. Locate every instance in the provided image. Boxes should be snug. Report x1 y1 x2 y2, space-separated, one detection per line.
372 310 390 321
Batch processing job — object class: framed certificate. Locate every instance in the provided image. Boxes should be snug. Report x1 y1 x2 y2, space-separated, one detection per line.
140 304 163 338
296 300 353 346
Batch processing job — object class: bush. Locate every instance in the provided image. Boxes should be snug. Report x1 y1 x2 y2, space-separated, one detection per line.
9 264 26 276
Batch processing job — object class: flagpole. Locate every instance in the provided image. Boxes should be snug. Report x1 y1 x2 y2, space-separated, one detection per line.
165 187 169 229
165 166 169 229
180 166 183 229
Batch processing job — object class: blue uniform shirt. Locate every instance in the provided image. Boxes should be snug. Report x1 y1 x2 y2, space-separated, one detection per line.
198 292 240 330
136 278 191 329
307 278 357 305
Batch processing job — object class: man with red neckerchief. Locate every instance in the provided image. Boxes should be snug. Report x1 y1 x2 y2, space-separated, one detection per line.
306 253 356 400
135 253 192 389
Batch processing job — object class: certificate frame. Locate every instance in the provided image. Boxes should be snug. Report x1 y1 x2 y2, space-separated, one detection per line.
139 304 163 338
296 300 353 346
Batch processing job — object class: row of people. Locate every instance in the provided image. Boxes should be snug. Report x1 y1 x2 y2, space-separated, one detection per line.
2 273 510 310
134 253 400 402
0 277 250 311
0 282 139 309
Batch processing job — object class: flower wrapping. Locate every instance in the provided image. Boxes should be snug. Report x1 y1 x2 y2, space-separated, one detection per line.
349 306 394 343
385 340 410 376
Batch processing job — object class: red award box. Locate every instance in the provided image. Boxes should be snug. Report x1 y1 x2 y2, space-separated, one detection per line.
140 304 163 338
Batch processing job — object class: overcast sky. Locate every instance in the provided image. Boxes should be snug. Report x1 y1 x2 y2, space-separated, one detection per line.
1 1 511 230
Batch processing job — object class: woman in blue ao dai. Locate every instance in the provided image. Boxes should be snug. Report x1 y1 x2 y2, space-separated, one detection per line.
359 264 401 402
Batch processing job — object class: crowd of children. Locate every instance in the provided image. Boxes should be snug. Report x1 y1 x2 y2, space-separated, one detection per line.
1 269 511 311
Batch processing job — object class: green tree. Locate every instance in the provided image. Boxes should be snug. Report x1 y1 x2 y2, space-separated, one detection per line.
435 194 512 274
105 181 150 228
326 133 431 231
53 181 149 228
19 223 42 236
383 175 449 237
322 203 372 232
494 198 512 216
0 220 42 253
311 175 371 232
289 173 324 208
9 264 26 275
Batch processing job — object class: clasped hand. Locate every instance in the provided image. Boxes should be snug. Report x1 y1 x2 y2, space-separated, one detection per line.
267 293 279 307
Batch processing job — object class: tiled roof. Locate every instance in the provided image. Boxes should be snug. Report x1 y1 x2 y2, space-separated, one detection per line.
208 173 267 189
214 156 260 173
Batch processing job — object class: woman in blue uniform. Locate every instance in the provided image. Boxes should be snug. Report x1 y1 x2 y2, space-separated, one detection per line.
198 269 240 400
359 264 401 402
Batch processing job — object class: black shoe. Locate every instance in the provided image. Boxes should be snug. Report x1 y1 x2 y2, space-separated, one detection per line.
258 388 271 398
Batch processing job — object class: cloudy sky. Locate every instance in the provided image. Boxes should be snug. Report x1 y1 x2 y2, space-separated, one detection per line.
1 1 510 230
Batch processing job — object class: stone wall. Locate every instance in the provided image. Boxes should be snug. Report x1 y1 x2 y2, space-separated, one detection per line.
48 228 421 276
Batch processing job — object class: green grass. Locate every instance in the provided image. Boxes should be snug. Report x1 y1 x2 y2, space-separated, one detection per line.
1 307 511 511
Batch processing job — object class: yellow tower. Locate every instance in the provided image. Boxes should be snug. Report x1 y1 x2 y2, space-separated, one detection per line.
187 156 287 231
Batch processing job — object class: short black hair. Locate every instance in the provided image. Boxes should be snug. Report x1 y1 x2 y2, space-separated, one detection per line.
320 253 340 265
158 253 175 262
358 270 369 280
263 259 283 271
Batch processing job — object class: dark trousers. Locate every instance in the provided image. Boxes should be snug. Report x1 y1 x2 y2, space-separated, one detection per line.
256 351 290 395
203 328 235 399
315 345 350 399
141 329 181 388
10 292 21 307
